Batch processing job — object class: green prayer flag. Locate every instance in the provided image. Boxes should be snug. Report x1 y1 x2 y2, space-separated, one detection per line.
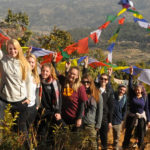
106 15 117 23
127 9 139 14
59 48 70 60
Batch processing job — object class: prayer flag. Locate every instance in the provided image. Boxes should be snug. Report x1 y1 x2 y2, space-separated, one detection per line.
31 47 54 57
90 29 102 44
77 37 89 54
133 13 144 19
117 8 127 16
119 17 125 25
138 69 150 85
63 43 78 55
108 33 119 43
99 21 111 30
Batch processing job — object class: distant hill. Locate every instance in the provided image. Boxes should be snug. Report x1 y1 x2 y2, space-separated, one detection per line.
0 0 150 31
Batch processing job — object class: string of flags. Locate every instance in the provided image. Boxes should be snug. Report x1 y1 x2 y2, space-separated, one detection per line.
1 0 150 85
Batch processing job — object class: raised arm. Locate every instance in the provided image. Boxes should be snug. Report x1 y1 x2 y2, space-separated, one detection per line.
82 56 89 75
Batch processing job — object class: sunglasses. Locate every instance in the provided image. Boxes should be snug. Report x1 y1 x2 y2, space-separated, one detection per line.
100 77 108 81
82 81 90 84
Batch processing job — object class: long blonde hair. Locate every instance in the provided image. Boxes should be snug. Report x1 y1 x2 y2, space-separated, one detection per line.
7 39 30 80
66 66 81 92
26 54 40 84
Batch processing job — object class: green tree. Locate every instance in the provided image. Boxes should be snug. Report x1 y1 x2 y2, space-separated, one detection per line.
5 9 29 27
38 26 73 51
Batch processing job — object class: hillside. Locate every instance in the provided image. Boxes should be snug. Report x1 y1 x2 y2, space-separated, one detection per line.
0 0 150 31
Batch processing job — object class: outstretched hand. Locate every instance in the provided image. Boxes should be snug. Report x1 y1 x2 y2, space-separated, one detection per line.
107 67 113 76
83 56 88 68
52 52 57 62
65 60 71 72
130 66 133 75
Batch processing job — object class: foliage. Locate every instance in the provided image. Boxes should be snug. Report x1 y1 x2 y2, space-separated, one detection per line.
5 9 29 27
0 104 25 150
38 26 73 51
0 9 32 47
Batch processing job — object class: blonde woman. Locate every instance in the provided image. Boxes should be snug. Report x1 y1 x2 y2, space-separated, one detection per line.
0 39 32 134
61 66 88 129
26 53 40 126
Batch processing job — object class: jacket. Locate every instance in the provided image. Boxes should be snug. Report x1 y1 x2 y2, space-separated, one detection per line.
0 50 32 102
83 94 103 129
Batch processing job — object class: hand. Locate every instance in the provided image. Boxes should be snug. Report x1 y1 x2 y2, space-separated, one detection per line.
26 46 32 56
22 99 30 105
52 52 57 62
148 122 150 128
130 66 133 75
83 56 88 68
107 67 113 76
55 113 61 120
76 119 82 127
65 60 71 72
108 123 112 129
95 128 99 131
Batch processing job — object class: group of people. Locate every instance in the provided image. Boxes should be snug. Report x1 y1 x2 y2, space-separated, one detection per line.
0 39 150 150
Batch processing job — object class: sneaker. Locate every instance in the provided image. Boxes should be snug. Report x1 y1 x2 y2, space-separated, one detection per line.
132 142 138 148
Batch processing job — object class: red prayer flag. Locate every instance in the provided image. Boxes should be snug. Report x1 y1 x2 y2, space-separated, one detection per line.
0 33 10 48
98 21 110 30
90 32 99 44
63 43 78 55
89 62 108 69
56 52 63 63
118 17 125 25
77 37 89 54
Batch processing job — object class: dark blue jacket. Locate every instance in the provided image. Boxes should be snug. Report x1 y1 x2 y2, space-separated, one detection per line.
112 92 127 125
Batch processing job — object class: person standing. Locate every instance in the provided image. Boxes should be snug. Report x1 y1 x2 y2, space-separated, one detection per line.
122 66 150 149
82 74 103 150
112 84 127 150
83 57 114 150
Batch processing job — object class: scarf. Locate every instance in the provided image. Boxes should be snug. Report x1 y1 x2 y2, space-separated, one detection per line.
39 76 60 109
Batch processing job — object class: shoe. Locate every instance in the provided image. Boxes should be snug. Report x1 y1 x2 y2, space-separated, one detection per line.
132 142 138 148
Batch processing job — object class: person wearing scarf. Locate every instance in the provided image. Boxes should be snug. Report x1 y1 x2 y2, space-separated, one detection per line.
36 63 62 147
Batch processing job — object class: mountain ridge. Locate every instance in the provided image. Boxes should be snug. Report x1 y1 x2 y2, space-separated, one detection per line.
0 0 150 31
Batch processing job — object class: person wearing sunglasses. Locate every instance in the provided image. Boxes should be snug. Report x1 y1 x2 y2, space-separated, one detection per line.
82 74 103 150
83 57 115 150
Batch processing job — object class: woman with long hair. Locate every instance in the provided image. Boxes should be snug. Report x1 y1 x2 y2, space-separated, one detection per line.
122 66 150 149
26 53 40 127
61 66 88 129
82 74 103 150
0 39 32 149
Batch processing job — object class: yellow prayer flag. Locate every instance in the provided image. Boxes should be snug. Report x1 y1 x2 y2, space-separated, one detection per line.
22 47 29 51
57 59 78 71
117 8 127 17
113 66 129 71
108 33 118 43
133 13 144 19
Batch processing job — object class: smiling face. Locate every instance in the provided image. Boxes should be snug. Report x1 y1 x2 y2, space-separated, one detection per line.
118 86 126 96
41 66 51 79
7 44 19 58
28 57 36 70
68 68 79 84
135 86 142 97
100 74 108 87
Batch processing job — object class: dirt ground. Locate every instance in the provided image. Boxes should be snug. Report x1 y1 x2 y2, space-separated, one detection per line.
98 128 150 150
